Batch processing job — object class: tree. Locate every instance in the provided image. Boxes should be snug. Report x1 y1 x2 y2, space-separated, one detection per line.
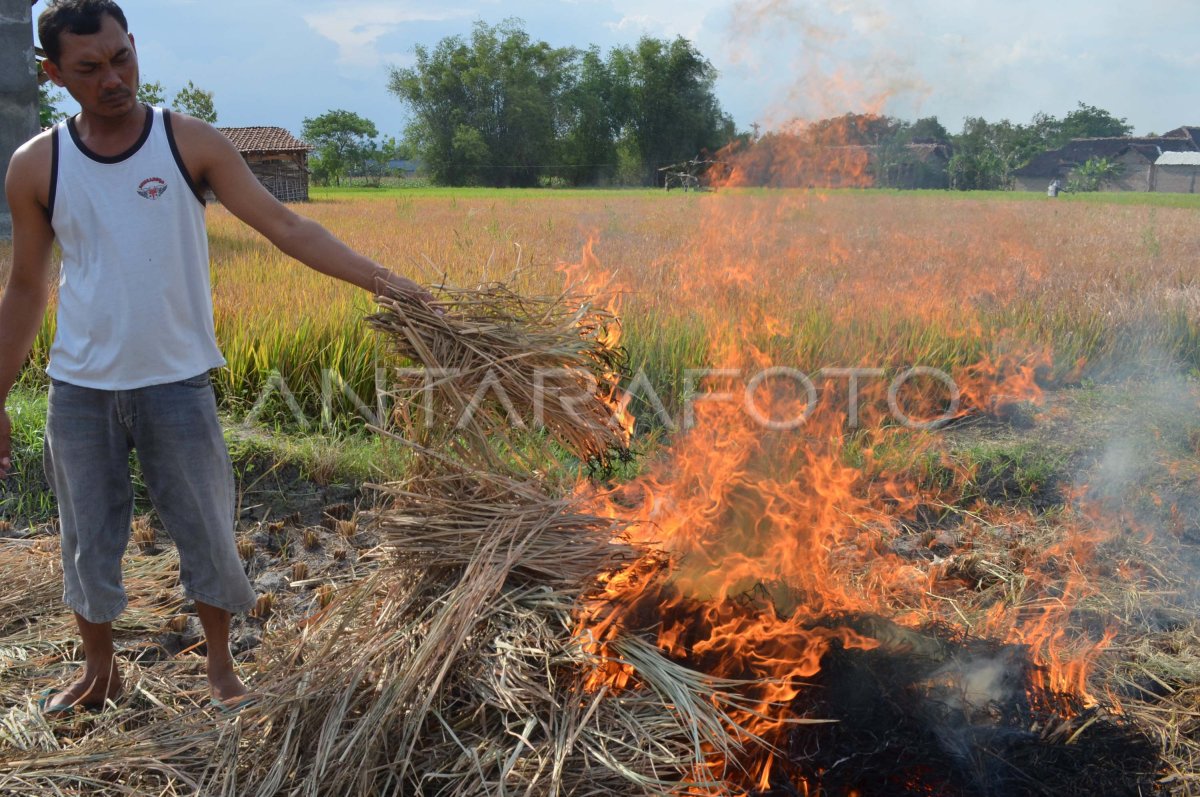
389 20 574 187
172 80 217 123
39 83 68 127
301 109 378 186
906 116 950 144
390 22 735 187
359 135 406 186
807 112 903 146
608 36 735 185
1067 156 1124 192
137 79 167 106
948 117 1016 190
1057 102 1132 143
561 47 619 185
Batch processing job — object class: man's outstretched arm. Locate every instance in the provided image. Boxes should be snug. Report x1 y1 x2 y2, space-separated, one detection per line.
0 135 57 478
175 114 431 301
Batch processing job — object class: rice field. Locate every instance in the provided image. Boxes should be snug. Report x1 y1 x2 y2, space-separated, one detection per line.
3 188 1200 794
219 189 1200 420
6 187 1199 428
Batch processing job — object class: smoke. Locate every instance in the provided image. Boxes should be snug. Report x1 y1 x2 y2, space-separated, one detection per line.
719 0 930 128
1072 361 1200 551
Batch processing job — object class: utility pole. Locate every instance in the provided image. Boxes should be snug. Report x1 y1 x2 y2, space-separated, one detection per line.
0 0 39 241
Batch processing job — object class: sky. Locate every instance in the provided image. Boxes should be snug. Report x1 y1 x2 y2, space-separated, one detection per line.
32 0 1200 139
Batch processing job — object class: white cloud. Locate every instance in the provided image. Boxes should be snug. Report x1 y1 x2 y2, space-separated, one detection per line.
303 2 471 69
603 0 726 41
605 15 654 33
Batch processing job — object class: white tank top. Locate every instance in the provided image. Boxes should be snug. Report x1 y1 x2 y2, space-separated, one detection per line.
47 105 225 389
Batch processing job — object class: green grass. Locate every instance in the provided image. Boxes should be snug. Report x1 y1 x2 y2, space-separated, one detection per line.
770 187 1200 208
311 185 670 200
0 382 423 530
0 387 55 527
224 421 413 488
314 183 1200 208
957 440 1071 508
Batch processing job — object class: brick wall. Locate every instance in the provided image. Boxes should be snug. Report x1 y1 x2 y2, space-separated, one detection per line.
1152 165 1200 193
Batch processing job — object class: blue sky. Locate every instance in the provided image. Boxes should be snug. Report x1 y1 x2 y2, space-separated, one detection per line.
34 0 1200 138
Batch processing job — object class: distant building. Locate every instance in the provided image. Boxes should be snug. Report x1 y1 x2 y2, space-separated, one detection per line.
875 141 953 189
1151 151 1200 193
1012 126 1200 193
216 126 314 202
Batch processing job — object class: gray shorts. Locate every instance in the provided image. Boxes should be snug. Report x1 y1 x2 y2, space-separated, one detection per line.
44 373 256 624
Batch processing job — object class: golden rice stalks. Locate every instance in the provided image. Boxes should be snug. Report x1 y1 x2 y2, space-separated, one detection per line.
198 547 749 795
371 467 633 588
368 281 632 470
0 480 757 795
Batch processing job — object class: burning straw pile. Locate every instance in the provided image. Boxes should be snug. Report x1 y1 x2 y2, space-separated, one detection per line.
0 276 763 795
201 281 766 794
0 274 1186 796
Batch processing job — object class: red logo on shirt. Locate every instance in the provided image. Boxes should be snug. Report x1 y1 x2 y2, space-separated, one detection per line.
137 177 168 200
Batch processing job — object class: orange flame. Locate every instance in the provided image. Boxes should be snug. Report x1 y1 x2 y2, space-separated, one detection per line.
562 175 1120 792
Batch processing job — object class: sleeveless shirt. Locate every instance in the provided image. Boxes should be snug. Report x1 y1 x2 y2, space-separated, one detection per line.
47 105 225 389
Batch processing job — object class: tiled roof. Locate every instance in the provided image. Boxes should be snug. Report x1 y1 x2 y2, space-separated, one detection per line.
1014 135 1199 177
1163 126 1200 147
217 126 313 153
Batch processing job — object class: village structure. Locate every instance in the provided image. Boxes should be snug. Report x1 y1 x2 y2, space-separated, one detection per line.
1012 126 1200 193
215 126 314 203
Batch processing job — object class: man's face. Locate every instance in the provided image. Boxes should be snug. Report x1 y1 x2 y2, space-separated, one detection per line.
44 14 139 119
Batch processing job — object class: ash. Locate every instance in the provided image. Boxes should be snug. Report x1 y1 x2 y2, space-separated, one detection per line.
761 615 1160 797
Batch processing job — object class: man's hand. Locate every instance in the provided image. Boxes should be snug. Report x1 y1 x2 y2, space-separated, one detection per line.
376 270 438 309
0 408 12 479
182 118 443 307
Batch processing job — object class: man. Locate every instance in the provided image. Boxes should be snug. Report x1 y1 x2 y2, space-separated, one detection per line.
0 0 430 712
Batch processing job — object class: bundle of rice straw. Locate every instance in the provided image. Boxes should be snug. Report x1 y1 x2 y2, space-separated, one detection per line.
0 476 760 796
368 279 632 470
188 468 762 796
0 274 771 795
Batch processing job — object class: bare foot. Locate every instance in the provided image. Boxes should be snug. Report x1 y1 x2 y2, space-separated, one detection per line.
42 666 123 711
208 664 250 707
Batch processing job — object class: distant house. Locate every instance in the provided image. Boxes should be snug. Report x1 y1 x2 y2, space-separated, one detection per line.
1151 151 1200 193
1012 126 1200 193
877 141 953 189
216 126 314 202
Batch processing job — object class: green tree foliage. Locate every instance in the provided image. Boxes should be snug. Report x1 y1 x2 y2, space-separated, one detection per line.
906 116 950 144
1066 156 1124 192
947 116 1031 190
389 20 574 187
137 80 167 106
944 102 1133 190
39 84 68 127
561 47 618 185
608 36 735 184
359 136 406 186
172 80 217 123
302 109 379 186
1057 102 1133 143
389 20 735 187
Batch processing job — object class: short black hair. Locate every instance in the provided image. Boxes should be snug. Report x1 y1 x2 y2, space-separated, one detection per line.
38 0 129 64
